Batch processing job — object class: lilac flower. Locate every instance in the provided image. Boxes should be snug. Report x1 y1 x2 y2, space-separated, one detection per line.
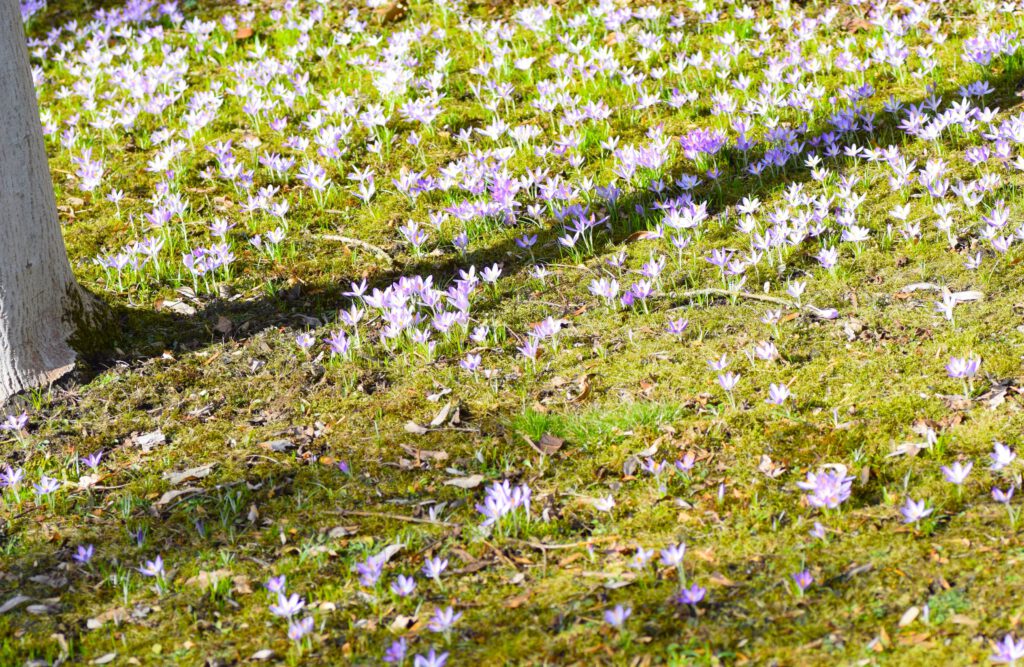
590 277 620 304
288 616 314 641
991 442 1016 471
139 555 165 578
413 648 448 667
630 547 655 570
0 412 29 432
325 330 350 357
992 634 1024 664
900 497 933 524
591 495 616 513
428 606 462 633
518 337 540 363
755 341 779 361
481 264 502 284
675 452 697 473
383 638 408 664
667 318 689 336
476 480 531 527
604 604 632 628
266 575 287 594
946 355 981 379
33 476 61 497
460 353 481 373
270 592 306 618
792 570 813 592
717 371 741 393
659 543 686 568
391 574 417 597
1 465 23 489
82 450 104 469
797 470 854 509
355 553 386 587
766 383 791 406
73 544 94 564
675 583 706 606
941 461 972 485
295 333 315 351
422 556 448 582
679 127 727 160
993 486 1015 504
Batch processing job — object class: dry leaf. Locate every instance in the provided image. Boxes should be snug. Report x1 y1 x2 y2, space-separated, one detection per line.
404 420 429 435
949 614 978 627
186 569 232 589
155 486 201 508
0 595 31 614
131 429 166 453
259 439 294 452
445 474 484 489
568 375 592 403
87 607 127 630
159 299 196 315
899 606 919 627
234 26 254 39
214 315 233 334
163 463 215 485
376 0 407 23
539 433 565 455
504 591 531 608
232 575 253 595
623 230 659 243
430 401 453 427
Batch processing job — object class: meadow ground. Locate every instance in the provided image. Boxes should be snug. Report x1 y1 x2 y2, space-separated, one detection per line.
5 0 1024 664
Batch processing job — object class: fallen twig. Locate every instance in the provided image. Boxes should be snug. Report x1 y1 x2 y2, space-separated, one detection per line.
511 535 621 551
332 509 459 527
669 289 835 318
322 234 394 266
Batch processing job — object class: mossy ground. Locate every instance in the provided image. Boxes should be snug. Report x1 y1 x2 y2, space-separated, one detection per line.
3 0 1024 665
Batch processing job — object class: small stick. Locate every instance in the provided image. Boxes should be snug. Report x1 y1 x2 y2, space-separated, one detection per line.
670 288 794 308
511 535 620 551
332 509 459 527
321 234 394 266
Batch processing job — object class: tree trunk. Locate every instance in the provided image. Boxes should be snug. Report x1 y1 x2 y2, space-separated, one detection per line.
0 0 99 404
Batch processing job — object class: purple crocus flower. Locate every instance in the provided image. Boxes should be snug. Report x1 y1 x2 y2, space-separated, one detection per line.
266 575 286 594
73 544 94 564
659 543 686 568
139 555 165 578
391 574 417 597
991 442 1016 471
900 497 933 524
422 556 448 581
792 570 813 592
992 634 1024 664
604 604 632 628
287 616 314 641
269 592 305 618
941 461 972 485
383 638 408 664
427 606 462 633
766 383 791 406
675 583 706 606
413 648 448 667
993 486 1015 504
797 470 853 509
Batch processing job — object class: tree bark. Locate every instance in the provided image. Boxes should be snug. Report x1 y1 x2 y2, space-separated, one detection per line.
0 0 98 404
